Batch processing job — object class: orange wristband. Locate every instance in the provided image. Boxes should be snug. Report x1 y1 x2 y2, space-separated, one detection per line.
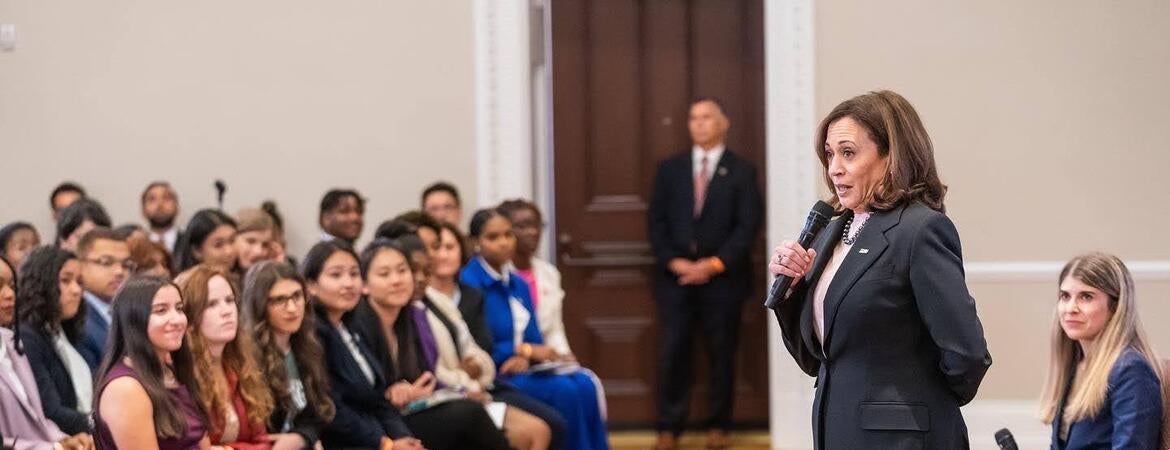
708 257 725 274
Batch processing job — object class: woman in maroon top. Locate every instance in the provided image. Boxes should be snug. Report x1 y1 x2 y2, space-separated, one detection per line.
178 265 275 450
93 275 210 450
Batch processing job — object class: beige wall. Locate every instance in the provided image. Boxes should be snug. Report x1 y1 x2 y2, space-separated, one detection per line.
0 1 477 257
816 0 1170 402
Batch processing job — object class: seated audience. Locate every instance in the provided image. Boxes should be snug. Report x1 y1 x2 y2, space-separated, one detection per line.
302 241 423 450
0 221 40 271
55 199 111 252
498 200 573 358
1 323 94 450
235 208 275 273
174 209 239 275
76 228 131 369
261 200 296 267
1041 252 1165 449
318 189 365 246
241 261 336 450
353 238 512 450
461 209 609 450
93 276 210 450
17 247 93 435
178 265 275 450
128 235 175 278
141 181 182 253
0 256 15 328
49 182 86 222
420 182 463 229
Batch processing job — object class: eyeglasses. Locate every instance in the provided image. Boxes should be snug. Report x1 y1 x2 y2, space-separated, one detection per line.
83 257 137 272
268 290 306 308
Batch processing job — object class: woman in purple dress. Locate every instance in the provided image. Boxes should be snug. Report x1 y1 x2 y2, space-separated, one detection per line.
93 275 210 450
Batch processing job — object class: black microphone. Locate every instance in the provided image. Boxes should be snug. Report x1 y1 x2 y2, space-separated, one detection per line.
764 200 835 309
214 179 227 209
994 428 1018 450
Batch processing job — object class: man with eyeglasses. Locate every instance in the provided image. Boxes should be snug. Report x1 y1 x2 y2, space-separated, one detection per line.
76 228 133 370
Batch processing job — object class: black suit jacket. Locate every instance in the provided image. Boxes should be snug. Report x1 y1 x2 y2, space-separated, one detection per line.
648 149 762 296
455 283 494 354
19 328 90 435
315 313 412 448
775 202 992 450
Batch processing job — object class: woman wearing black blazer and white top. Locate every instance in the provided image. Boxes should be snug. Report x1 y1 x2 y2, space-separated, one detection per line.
771 90 992 450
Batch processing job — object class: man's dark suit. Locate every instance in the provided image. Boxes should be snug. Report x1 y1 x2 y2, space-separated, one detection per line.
647 149 762 433
775 202 992 450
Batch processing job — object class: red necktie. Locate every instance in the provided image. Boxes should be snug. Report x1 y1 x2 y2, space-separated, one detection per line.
694 156 709 217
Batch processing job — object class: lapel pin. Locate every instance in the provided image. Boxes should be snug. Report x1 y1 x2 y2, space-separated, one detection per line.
858 248 870 254
718 167 728 176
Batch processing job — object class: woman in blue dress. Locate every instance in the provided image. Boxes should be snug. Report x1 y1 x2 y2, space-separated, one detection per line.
460 208 610 450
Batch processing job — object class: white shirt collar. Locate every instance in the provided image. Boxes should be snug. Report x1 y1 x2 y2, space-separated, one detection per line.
478 256 514 284
149 227 180 252
692 144 725 177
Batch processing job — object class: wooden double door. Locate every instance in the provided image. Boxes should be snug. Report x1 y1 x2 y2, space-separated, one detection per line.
550 0 768 428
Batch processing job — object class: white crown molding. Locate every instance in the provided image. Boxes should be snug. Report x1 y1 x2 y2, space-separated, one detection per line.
966 260 1170 282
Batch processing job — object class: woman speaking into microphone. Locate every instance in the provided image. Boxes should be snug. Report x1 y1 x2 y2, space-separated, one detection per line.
770 90 992 450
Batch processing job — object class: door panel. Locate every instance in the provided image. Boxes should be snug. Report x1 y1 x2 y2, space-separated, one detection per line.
552 0 767 427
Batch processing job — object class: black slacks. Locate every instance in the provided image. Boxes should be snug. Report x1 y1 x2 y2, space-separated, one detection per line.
654 275 746 434
403 399 512 450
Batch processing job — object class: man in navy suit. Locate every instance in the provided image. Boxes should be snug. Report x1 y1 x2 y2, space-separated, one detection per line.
647 98 762 449
77 228 131 369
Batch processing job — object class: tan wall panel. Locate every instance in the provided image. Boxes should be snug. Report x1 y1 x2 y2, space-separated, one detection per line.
971 279 1170 401
0 1 477 256
815 0 1170 262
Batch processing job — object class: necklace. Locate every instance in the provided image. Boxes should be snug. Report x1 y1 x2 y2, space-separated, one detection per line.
841 213 869 245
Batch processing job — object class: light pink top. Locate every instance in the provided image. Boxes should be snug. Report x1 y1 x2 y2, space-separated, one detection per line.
812 212 870 344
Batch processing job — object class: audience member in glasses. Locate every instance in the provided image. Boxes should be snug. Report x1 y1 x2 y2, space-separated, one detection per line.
76 228 132 369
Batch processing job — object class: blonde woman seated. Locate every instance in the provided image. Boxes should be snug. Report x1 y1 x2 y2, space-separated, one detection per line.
1041 252 1165 449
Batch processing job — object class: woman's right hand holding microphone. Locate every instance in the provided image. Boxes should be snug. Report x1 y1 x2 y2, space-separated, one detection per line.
769 240 817 299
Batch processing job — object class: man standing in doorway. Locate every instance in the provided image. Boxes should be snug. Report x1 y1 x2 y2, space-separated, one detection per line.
647 98 762 450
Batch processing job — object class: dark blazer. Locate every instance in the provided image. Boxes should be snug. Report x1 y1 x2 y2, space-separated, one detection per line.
267 394 327 450
266 352 330 450
455 283 494 354
18 328 90 435
315 314 412 448
775 202 992 450
1051 348 1163 450
77 294 108 370
647 149 762 297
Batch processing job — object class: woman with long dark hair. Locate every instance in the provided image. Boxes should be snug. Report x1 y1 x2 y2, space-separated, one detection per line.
1 251 94 450
16 246 92 435
241 261 336 450
354 238 511 450
174 209 239 275
93 275 210 449
302 240 422 450
178 265 275 449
